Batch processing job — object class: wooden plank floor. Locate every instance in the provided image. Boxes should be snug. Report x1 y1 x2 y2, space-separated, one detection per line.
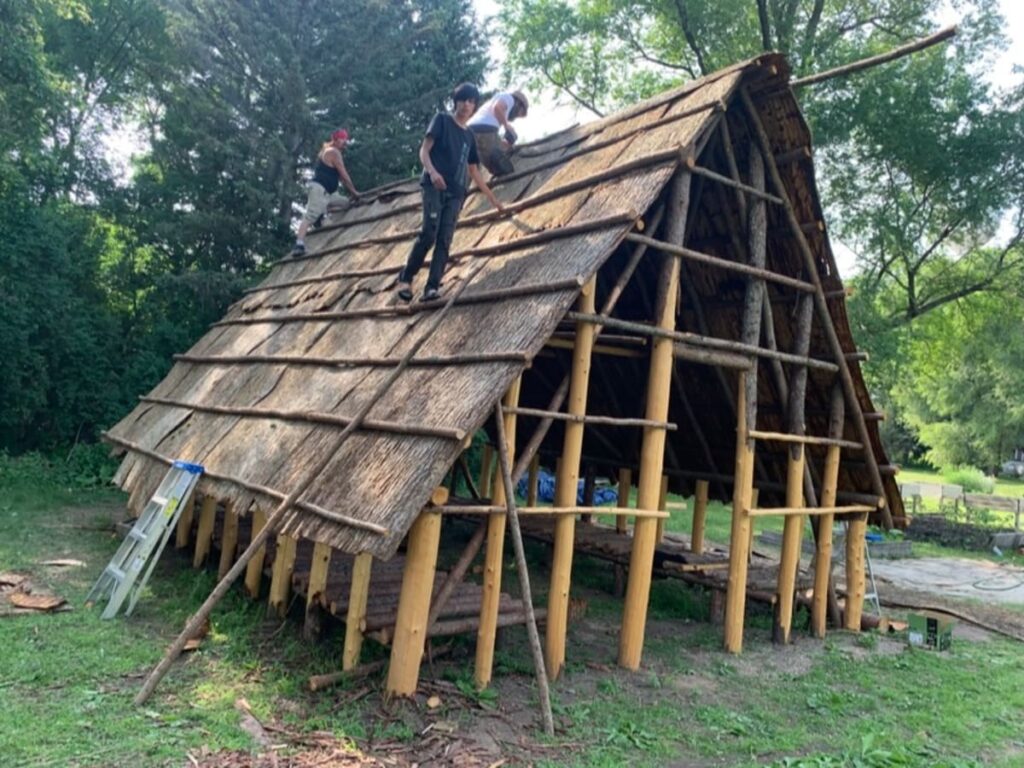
202 509 534 643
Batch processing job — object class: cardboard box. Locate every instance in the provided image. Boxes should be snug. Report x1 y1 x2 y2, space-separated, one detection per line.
907 611 955 651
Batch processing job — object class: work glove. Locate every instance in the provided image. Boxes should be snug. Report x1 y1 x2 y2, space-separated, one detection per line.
504 125 518 145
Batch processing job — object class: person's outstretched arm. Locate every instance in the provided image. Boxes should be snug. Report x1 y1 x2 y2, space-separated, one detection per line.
328 149 360 199
468 164 505 213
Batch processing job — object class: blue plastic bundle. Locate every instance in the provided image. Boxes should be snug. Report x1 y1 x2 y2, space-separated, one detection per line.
516 469 618 505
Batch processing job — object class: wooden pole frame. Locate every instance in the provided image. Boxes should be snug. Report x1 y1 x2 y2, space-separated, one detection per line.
724 374 756 653
193 496 217 569
268 534 298 618
244 508 268 598
476 380 521 688
739 87 892 528
812 384 845 637
546 278 596 679
343 552 373 671
175 494 195 549
619 170 690 670
775 293 814 644
385 509 443 697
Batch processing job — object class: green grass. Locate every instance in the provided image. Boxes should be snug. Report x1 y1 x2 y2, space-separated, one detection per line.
3 457 1024 767
897 467 1024 498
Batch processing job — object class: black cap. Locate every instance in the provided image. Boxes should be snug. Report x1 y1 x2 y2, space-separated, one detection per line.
452 82 480 104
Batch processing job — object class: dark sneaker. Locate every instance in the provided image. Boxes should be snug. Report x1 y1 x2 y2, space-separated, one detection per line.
396 282 413 302
289 242 305 257
312 213 325 229
421 287 441 302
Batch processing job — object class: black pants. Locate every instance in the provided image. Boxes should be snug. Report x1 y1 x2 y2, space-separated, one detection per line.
399 184 465 291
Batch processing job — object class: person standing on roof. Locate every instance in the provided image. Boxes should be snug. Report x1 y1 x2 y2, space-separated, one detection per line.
290 129 361 257
468 89 529 176
396 83 505 302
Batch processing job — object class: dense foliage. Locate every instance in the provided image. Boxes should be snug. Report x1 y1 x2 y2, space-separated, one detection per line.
500 0 1024 472
0 0 486 453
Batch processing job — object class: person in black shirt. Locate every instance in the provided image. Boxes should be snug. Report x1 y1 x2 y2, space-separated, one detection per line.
397 83 505 302
290 129 361 257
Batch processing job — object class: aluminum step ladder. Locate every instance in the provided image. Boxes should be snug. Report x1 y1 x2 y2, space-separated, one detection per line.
87 460 204 618
863 532 882 615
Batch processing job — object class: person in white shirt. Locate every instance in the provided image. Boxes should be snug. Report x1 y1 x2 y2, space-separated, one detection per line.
467 89 529 176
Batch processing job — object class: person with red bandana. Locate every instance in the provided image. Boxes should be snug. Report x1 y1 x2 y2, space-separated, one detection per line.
290 129 360 257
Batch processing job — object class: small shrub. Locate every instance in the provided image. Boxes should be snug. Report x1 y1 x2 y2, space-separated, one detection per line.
942 465 994 494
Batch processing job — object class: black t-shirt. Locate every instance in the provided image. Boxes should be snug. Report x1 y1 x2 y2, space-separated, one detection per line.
312 155 340 193
420 112 479 194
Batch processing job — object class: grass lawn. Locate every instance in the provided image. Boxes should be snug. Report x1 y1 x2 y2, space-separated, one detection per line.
2 461 1023 767
897 467 1024 498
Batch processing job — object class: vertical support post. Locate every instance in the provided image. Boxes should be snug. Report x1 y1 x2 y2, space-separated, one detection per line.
386 510 443 697
175 494 195 549
546 278 596 679
725 375 755 653
193 496 217 568
217 503 239 579
691 479 709 553
616 468 632 534
527 455 540 507
619 171 689 670
244 508 268 598
655 474 670 544
268 534 297 617
775 451 806 642
343 552 373 670
305 541 332 637
776 293 814 644
845 514 868 631
724 143 767 655
476 381 520 688
812 383 845 638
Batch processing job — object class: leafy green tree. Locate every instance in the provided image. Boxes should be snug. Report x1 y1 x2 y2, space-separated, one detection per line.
130 0 489 274
889 289 1024 472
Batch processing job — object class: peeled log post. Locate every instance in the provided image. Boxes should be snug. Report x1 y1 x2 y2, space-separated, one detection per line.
775 293 813 644
812 384 845 638
244 508 269 599
385 509 443 697
343 553 373 671
619 170 689 670
724 144 767 654
192 496 216 568
546 279 596 679
175 494 195 550
476 379 521 688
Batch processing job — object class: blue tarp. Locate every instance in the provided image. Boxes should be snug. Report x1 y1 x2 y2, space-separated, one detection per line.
516 469 618 506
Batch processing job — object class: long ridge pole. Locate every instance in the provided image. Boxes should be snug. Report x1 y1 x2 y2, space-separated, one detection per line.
134 258 492 706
